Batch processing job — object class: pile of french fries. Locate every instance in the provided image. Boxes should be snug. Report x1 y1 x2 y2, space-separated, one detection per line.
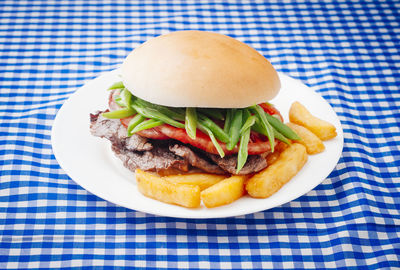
135 101 337 208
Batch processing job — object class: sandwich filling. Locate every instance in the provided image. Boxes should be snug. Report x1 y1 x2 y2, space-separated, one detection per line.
90 82 300 174
90 112 268 175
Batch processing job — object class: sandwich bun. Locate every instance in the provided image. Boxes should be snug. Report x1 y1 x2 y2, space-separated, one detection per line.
121 30 280 108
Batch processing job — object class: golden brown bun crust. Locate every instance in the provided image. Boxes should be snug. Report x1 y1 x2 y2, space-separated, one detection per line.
121 31 280 108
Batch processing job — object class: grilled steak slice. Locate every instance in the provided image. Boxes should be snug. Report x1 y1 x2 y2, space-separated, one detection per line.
209 154 267 175
90 110 267 174
111 143 188 173
91 111 187 172
169 144 225 174
90 111 152 151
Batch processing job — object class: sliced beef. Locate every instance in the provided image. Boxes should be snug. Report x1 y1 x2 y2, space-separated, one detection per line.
91 111 187 172
90 112 120 139
111 143 188 173
209 154 267 175
90 110 268 175
169 144 225 174
90 111 152 151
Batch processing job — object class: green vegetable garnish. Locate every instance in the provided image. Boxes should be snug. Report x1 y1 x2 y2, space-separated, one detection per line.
198 122 225 158
226 109 242 151
240 115 256 136
105 83 301 173
264 113 300 140
127 114 146 136
131 119 163 134
102 108 135 119
251 105 275 152
114 96 125 107
224 109 233 133
185 107 197 140
132 102 185 129
135 98 185 121
120 88 133 108
272 127 291 145
237 125 251 174
198 114 229 143
108 81 124 90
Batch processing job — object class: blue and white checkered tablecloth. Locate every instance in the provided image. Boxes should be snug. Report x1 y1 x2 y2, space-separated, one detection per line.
1 0 399 269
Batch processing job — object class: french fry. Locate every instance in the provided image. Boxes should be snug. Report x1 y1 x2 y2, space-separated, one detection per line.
286 122 325 154
135 169 201 208
201 175 246 208
265 141 289 165
246 143 307 198
265 151 281 166
163 173 226 191
289 101 337 140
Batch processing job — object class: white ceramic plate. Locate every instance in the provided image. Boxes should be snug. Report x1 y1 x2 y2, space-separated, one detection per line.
51 69 343 219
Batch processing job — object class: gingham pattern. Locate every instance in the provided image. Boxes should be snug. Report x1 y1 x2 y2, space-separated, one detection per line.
1 0 399 269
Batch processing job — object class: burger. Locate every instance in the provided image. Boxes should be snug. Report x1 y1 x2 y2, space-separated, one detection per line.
90 31 299 177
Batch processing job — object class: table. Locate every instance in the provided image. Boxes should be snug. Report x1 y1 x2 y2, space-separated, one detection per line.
1 0 399 269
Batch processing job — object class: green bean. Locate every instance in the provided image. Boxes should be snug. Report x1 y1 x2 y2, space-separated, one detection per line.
251 119 265 135
226 110 242 150
120 88 133 108
242 108 251 120
198 123 225 158
198 108 225 121
250 110 269 136
236 126 251 174
273 127 291 145
264 113 301 140
132 102 185 129
127 114 146 136
240 115 256 135
114 95 125 107
134 98 185 121
102 108 135 119
131 119 163 134
185 107 197 139
252 119 291 145
251 105 275 152
224 109 234 133
108 81 124 90
198 114 229 143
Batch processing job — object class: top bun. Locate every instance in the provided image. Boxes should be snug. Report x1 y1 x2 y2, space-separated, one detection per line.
121 31 280 108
